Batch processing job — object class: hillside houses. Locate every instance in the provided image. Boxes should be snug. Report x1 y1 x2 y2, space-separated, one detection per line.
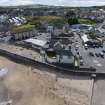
79 9 105 22
9 17 27 26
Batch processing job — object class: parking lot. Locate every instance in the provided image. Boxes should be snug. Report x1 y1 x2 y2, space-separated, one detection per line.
74 32 105 73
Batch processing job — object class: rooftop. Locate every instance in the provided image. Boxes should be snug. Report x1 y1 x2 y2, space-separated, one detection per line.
25 38 47 47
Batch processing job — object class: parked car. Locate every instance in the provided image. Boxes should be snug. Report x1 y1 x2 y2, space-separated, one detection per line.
99 52 104 58
84 44 88 49
100 45 103 48
102 25 105 29
92 44 96 48
95 53 100 57
102 50 105 53
95 44 99 48
75 44 79 48
89 52 94 56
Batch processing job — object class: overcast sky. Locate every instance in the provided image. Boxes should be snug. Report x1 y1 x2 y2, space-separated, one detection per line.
0 0 105 7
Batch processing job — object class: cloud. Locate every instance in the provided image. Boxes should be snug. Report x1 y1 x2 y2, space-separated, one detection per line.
0 0 105 7
0 0 34 6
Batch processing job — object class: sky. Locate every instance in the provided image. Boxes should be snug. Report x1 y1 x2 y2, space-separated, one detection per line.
0 0 105 7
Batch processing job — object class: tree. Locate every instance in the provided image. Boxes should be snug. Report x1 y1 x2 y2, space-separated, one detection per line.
65 10 76 19
65 10 79 25
68 18 79 25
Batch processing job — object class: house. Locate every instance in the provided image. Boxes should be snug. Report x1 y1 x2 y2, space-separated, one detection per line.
0 15 7 23
47 26 54 33
9 17 26 26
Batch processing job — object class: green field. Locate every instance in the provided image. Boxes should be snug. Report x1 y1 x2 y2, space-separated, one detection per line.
79 18 96 25
26 16 66 26
39 16 66 22
12 24 35 33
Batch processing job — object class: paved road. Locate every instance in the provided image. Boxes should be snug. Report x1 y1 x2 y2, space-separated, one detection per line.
0 82 9 104
92 80 105 105
98 20 105 33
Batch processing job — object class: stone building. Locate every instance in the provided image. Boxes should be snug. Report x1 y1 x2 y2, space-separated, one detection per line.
11 29 37 40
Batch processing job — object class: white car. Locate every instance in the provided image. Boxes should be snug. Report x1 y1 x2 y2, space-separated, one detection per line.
84 44 88 49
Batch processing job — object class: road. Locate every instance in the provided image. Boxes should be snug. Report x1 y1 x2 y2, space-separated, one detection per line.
91 79 105 105
98 20 105 33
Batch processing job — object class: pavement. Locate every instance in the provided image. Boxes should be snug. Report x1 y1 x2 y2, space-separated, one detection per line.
0 82 9 104
0 43 43 62
98 20 105 34
92 80 105 105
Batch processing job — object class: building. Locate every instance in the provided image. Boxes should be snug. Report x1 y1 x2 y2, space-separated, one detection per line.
0 15 9 32
11 29 37 40
24 38 47 50
81 34 89 44
45 32 74 64
79 9 105 22
9 17 27 26
71 24 92 32
0 15 7 23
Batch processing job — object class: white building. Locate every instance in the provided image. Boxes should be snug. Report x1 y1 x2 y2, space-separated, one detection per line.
81 34 89 43
24 38 47 49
